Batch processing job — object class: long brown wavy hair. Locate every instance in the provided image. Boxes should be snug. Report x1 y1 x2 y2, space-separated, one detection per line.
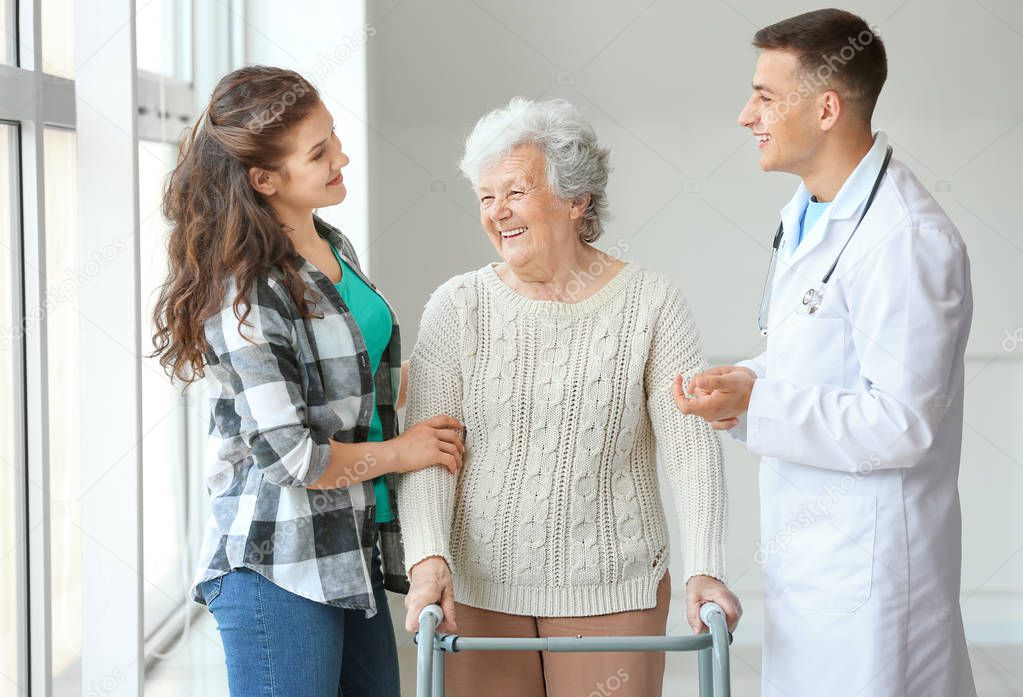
151 66 323 385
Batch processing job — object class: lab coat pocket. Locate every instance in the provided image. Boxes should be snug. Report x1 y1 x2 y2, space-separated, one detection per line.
769 313 845 386
765 493 876 613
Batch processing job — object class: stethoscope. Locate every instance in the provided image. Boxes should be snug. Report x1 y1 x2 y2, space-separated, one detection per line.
757 146 893 336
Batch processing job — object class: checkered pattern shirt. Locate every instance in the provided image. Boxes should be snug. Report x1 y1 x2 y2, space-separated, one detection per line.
190 218 409 616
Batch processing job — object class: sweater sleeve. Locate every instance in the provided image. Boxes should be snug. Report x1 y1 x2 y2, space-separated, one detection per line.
644 284 727 584
396 280 464 573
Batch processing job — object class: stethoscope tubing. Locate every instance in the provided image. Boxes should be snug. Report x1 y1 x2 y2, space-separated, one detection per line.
757 145 893 334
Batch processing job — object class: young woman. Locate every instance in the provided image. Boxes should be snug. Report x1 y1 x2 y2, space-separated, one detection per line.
151 66 464 697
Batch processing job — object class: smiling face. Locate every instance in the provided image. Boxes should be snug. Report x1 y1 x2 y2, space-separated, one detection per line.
254 100 350 214
476 144 584 271
737 49 825 175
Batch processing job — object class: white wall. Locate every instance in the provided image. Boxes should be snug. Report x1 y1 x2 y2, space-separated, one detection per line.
365 0 1023 645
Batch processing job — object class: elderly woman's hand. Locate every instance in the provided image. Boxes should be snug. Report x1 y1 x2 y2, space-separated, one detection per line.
685 575 742 634
404 556 457 634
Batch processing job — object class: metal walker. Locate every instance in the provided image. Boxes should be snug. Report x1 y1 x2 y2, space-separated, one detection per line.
414 602 732 696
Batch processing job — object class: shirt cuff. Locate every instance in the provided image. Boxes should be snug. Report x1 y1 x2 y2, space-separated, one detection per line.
725 411 750 444
744 377 774 455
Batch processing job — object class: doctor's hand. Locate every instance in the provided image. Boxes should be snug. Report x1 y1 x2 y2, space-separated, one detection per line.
672 366 756 428
404 555 457 634
685 575 742 634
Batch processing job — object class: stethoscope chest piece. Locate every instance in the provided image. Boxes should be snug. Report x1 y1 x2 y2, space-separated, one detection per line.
802 287 823 314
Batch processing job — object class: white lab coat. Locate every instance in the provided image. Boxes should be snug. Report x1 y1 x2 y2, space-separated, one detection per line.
730 132 977 697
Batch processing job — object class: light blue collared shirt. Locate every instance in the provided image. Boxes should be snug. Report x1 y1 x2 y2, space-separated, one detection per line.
794 197 832 252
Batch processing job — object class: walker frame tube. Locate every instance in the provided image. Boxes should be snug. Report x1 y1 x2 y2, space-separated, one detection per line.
414 602 731 696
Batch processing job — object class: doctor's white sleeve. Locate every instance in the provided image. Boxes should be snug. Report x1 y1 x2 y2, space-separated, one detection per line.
743 224 970 472
726 351 767 444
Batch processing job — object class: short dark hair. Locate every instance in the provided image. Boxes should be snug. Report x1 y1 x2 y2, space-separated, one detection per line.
753 8 887 119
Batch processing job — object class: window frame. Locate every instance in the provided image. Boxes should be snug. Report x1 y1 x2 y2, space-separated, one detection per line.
1 118 29 697
135 0 247 669
3 2 77 696
2 0 17 65
0 0 246 694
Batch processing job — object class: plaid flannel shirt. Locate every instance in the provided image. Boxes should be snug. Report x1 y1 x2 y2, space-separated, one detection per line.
190 218 409 616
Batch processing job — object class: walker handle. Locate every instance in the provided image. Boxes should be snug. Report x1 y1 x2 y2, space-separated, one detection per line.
698 602 732 696
416 604 444 697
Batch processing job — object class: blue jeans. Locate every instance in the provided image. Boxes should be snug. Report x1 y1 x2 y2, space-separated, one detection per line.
200 548 400 697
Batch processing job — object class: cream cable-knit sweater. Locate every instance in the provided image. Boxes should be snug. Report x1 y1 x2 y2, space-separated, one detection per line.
397 262 727 617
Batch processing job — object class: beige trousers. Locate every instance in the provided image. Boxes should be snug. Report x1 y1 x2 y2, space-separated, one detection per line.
443 573 671 697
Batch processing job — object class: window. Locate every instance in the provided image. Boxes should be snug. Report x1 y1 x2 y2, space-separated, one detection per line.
136 0 192 81
0 2 242 693
41 0 74 78
0 122 21 697
43 126 81 696
139 140 192 638
134 2 220 675
3 2 80 692
1 0 15 66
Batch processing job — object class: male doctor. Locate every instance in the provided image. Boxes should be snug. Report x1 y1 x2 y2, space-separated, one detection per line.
676 9 977 697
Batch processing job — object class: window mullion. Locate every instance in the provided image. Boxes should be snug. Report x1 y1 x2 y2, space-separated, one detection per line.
22 124 55 697
76 1 143 695
18 0 55 693
6 120 32 697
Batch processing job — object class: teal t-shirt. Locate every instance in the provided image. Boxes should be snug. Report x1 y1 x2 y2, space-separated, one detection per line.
327 242 394 523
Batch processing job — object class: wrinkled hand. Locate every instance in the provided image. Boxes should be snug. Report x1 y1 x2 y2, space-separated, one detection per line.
404 556 457 634
672 366 756 429
685 575 742 634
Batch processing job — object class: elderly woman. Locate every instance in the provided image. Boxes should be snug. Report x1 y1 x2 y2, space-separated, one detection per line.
398 98 740 697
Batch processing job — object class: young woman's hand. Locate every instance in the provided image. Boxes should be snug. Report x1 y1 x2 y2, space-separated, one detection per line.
387 415 465 475
397 360 409 409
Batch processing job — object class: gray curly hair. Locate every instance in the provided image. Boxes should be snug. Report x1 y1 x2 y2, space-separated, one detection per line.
459 97 611 244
